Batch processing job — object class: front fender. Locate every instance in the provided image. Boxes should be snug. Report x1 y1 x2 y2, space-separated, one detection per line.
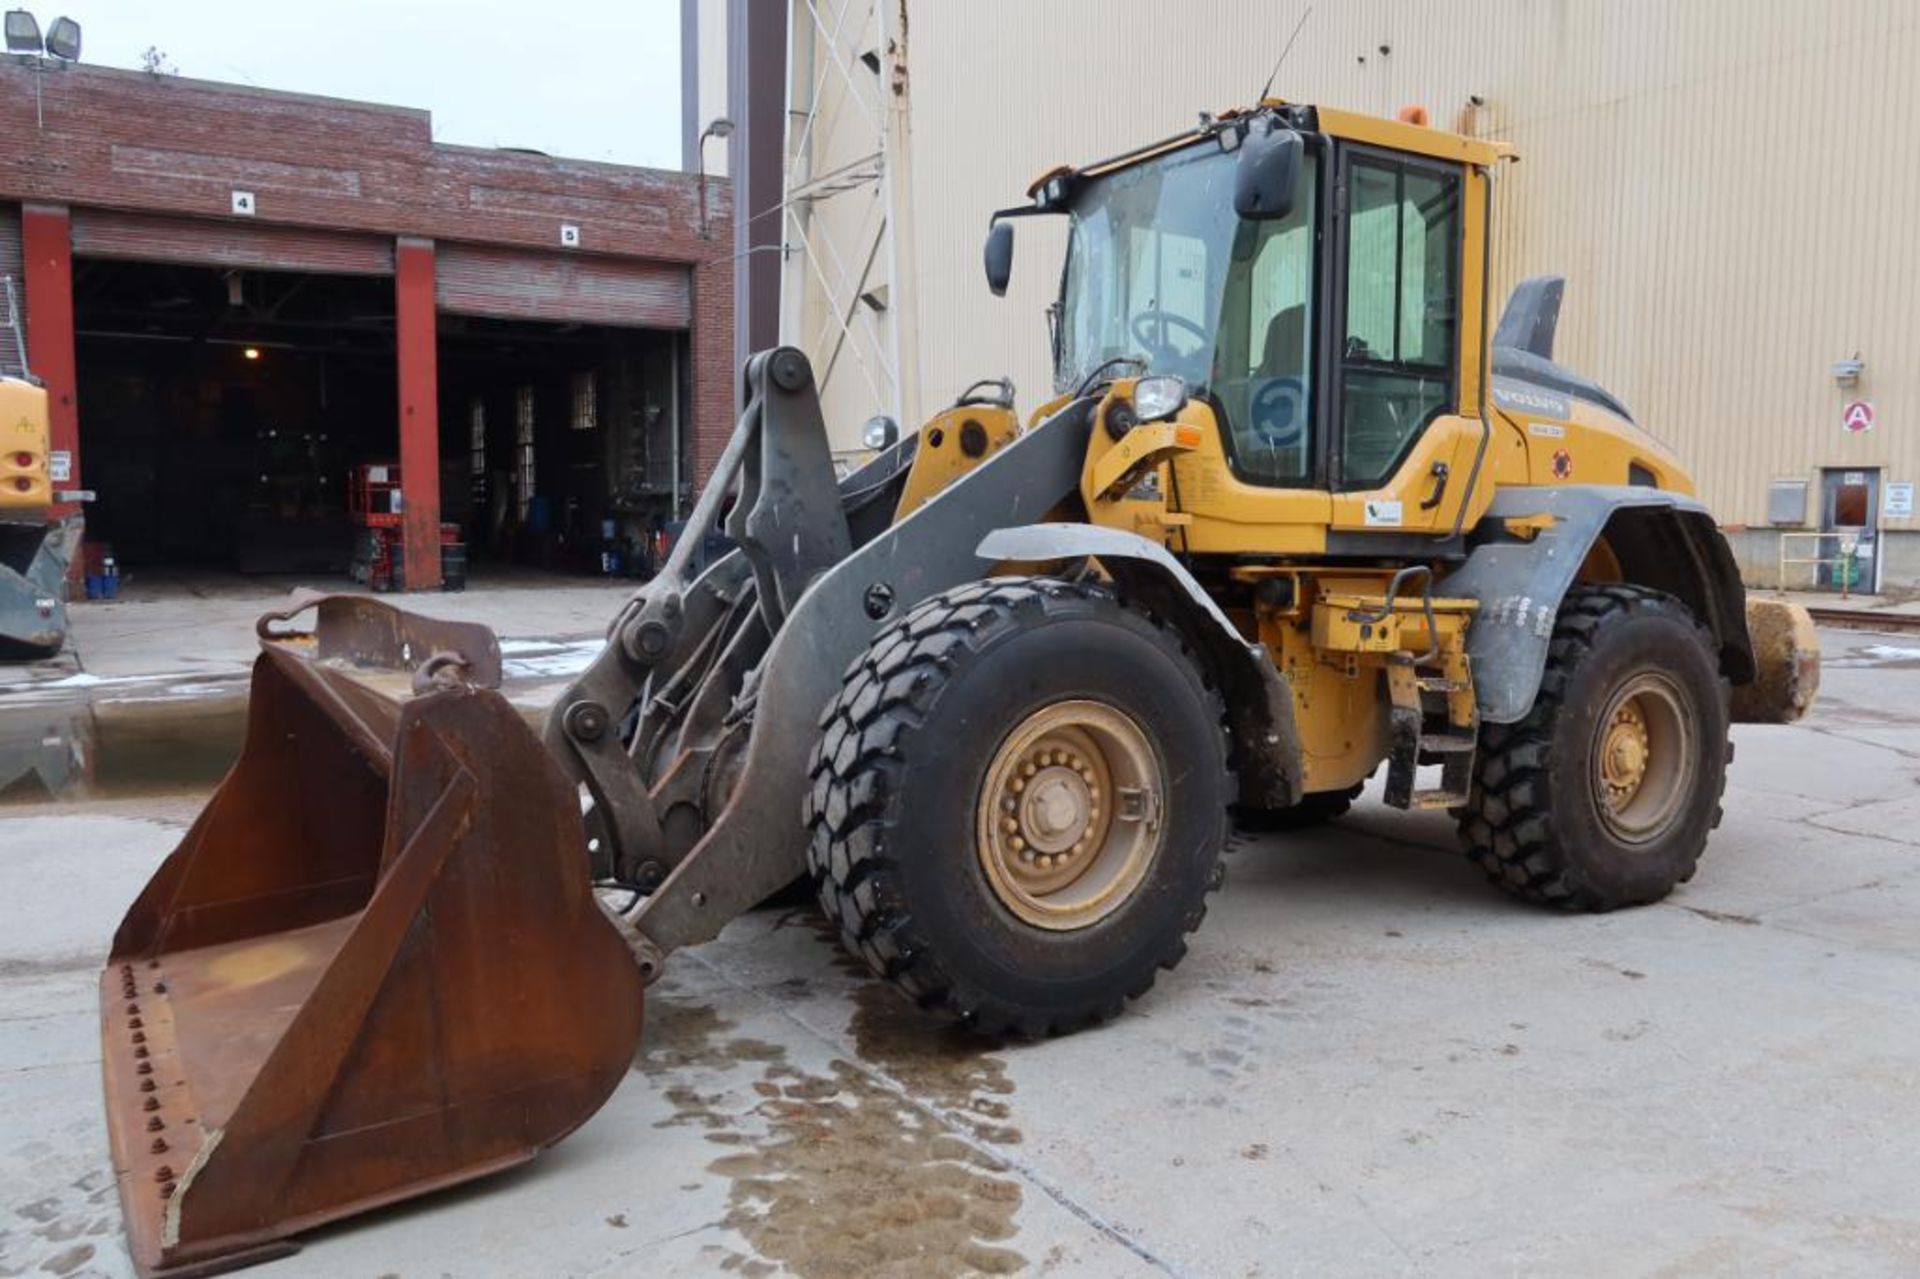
976 524 1302 807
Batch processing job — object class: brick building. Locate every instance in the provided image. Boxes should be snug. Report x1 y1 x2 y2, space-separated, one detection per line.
0 61 732 587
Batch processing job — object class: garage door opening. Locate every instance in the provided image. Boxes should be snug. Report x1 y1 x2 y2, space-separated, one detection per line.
74 259 398 574
440 316 686 578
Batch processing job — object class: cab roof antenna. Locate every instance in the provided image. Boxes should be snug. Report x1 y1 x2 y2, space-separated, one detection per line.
1259 7 1313 104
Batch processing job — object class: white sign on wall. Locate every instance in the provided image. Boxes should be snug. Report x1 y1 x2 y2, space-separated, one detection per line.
1886 482 1915 520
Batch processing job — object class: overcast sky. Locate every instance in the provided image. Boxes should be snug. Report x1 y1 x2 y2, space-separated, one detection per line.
47 0 685 169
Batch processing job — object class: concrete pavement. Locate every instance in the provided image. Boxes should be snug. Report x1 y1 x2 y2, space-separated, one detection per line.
3 627 1919 1276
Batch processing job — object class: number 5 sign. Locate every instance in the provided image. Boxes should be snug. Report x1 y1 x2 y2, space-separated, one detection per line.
1842 400 1875 434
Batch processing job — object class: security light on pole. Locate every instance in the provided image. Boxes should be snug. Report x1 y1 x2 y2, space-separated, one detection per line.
6 9 82 128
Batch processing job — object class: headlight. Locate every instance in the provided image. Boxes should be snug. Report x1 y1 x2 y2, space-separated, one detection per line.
862 416 899 450
1133 375 1189 423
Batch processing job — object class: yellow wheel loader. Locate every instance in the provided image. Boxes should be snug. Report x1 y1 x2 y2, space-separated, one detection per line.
99 99 1820 1276
1 279 81 660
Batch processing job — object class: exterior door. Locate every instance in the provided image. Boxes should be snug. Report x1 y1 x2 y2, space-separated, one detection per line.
1820 466 1879 592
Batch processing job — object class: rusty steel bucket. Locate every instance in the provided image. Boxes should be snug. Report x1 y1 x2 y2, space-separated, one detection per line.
101 596 644 1277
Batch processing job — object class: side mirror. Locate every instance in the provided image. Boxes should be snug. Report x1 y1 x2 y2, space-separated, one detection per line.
1233 120 1302 221
983 220 1014 296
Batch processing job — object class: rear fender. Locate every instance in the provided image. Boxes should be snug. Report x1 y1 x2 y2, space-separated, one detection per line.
1439 487 1756 724
975 524 1303 809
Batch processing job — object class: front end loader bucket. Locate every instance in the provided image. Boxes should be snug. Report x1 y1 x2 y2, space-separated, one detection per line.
101 607 644 1277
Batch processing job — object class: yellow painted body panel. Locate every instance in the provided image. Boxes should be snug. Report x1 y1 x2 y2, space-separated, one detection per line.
0 378 52 510
894 402 1022 521
892 97 1801 800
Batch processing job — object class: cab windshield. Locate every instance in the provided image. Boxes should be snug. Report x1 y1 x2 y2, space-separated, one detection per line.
1058 141 1321 484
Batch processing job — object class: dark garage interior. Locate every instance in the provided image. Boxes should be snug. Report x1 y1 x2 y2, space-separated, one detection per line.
73 259 689 581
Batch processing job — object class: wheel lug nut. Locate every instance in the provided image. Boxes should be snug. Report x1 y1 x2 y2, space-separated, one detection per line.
1010 836 1025 852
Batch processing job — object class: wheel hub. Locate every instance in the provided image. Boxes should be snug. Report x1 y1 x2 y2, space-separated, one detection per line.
1601 702 1651 803
1591 674 1695 844
977 701 1162 930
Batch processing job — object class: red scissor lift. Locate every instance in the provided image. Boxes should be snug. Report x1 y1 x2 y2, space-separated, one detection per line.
348 464 465 591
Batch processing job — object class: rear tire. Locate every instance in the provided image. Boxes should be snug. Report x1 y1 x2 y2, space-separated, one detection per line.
1457 584 1729 910
804 577 1231 1037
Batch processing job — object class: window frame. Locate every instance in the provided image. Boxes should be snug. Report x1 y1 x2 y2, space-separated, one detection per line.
1211 134 1332 492
1327 143 1465 493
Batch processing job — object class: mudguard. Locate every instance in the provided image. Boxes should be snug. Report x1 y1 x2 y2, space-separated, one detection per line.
976 524 1303 808
1438 487 1756 724
0 515 79 660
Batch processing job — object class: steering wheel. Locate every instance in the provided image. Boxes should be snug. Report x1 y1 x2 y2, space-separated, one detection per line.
1248 377 1306 447
1129 309 1209 364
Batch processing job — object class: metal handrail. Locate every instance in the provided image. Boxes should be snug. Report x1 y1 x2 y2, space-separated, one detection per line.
1776 529 1864 597
1 276 26 378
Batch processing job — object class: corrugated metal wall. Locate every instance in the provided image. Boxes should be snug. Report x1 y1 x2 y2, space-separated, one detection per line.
70 211 394 275
0 203 22 377
789 0 1920 532
435 244 690 328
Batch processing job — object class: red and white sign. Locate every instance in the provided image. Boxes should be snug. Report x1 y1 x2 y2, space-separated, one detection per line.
1842 400 1876 434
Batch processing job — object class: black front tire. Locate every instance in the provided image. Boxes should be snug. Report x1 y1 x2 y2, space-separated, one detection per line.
804 577 1231 1037
1457 584 1730 911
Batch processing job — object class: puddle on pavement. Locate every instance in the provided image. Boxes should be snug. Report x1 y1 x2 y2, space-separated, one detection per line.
0 683 246 805
636 952 1027 1277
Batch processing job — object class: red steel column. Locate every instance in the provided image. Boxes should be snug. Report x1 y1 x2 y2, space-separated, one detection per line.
395 236 441 590
20 203 79 519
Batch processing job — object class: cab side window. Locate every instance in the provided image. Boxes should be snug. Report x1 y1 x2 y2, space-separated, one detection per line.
1340 157 1459 489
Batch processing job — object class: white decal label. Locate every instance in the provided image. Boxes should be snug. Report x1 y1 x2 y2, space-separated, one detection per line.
1528 423 1566 438
1363 499 1403 527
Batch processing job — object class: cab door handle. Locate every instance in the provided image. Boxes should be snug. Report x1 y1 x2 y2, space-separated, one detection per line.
1419 461 1451 510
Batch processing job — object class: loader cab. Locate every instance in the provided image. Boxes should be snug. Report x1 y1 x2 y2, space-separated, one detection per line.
996 105 1498 552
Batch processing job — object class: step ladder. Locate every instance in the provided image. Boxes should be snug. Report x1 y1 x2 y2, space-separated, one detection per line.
1374 571 1479 811
1383 672 1477 810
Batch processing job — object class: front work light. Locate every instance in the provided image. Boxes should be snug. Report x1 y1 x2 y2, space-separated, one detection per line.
1133 375 1189 423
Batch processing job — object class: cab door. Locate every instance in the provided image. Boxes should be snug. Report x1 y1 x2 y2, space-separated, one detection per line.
1323 146 1482 539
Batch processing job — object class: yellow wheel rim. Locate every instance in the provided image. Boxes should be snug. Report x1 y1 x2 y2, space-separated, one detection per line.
975 700 1165 931
1593 672 1694 844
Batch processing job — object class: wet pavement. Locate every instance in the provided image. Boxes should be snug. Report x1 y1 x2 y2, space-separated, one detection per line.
4 627 1920 1276
0 637 603 806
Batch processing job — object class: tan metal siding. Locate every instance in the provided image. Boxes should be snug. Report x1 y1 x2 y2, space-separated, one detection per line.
434 244 690 328
70 210 394 274
792 0 1920 538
